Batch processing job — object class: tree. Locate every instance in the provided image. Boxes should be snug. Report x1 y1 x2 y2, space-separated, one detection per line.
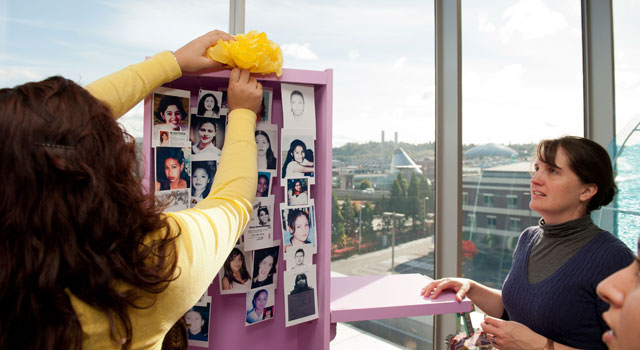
391 177 405 214
342 196 356 241
359 179 372 190
407 172 421 232
360 202 376 243
331 193 345 247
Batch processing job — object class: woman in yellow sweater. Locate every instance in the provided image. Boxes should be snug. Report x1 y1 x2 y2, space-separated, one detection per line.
0 30 262 350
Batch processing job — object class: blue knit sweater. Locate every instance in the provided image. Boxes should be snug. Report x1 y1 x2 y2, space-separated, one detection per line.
502 227 633 349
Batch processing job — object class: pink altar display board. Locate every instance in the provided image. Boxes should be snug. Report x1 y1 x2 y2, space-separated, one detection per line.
143 67 473 349
143 68 334 350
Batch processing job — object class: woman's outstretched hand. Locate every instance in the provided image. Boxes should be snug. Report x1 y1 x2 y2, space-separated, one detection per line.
174 30 234 73
420 277 472 302
227 68 262 114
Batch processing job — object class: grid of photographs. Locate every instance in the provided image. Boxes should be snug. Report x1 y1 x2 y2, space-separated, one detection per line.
153 86 229 212
280 83 319 327
211 87 282 328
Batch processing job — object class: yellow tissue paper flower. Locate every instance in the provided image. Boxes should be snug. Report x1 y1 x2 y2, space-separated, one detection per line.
207 30 283 77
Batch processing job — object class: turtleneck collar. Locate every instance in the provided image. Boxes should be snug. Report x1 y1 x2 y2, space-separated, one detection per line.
539 215 597 239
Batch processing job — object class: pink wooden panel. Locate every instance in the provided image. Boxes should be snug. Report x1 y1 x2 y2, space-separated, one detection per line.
330 274 472 323
143 68 332 350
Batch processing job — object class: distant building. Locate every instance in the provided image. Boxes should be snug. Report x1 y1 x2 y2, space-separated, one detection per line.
390 148 422 175
463 162 539 252
464 143 519 169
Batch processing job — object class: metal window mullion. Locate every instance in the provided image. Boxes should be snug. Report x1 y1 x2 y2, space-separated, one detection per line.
229 0 245 35
434 0 462 348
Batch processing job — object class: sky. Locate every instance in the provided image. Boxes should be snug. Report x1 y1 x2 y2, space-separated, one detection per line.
1 0 638 147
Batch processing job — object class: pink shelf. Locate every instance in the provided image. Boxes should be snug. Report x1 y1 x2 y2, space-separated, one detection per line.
330 274 472 323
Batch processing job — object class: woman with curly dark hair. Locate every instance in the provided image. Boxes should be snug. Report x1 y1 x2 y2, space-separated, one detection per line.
0 30 263 350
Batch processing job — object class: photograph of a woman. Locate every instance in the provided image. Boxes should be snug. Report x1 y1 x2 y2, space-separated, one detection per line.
245 287 275 325
282 206 316 253
220 247 251 293
281 83 316 131
190 161 217 208
197 90 222 118
255 129 277 170
155 147 190 192
256 172 270 198
287 178 309 206
257 206 270 227
154 92 189 133
191 116 222 158
281 138 314 179
251 246 279 289
256 89 272 124
159 131 169 146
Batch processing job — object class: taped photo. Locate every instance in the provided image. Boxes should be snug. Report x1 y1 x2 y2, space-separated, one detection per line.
281 83 316 133
155 147 191 192
190 161 217 208
286 177 309 207
244 196 275 251
256 171 272 198
284 265 318 327
184 294 212 347
255 124 278 172
190 114 226 161
281 202 316 254
250 242 280 289
219 244 252 295
281 129 315 184
152 87 190 147
284 243 313 270
196 89 223 118
245 285 275 326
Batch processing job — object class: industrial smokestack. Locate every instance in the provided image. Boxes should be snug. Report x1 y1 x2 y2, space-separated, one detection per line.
394 132 398 145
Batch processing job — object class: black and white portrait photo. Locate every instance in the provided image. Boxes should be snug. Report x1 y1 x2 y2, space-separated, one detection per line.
196 89 223 118
281 129 315 183
281 83 316 132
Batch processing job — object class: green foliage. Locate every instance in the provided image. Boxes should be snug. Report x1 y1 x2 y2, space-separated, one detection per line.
359 179 372 190
332 193 345 246
342 196 356 239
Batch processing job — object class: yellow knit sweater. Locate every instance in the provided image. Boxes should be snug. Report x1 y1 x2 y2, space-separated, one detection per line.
67 51 257 349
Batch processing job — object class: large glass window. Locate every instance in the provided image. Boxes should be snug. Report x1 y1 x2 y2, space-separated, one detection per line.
613 0 640 251
248 1 436 348
0 1 229 138
461 0 583 289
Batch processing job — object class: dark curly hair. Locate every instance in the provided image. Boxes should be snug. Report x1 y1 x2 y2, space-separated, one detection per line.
0 76 180 350
536 136 617 213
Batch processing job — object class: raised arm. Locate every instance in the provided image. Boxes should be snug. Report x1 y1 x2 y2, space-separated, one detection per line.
85 30 233 119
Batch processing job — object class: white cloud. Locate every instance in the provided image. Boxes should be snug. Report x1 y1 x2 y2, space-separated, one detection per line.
281 43 318 61
478 13 496 33
0 67 43 86
500 0 568 43
347 49 360 61
392 56 407 71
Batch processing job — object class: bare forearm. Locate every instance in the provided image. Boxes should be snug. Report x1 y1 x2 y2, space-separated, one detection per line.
466 280 504 318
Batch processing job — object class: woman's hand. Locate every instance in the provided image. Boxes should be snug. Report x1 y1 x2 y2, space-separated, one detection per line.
227 69 262 113
174 30 234 73
421 277 472 302
481 316 547 350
